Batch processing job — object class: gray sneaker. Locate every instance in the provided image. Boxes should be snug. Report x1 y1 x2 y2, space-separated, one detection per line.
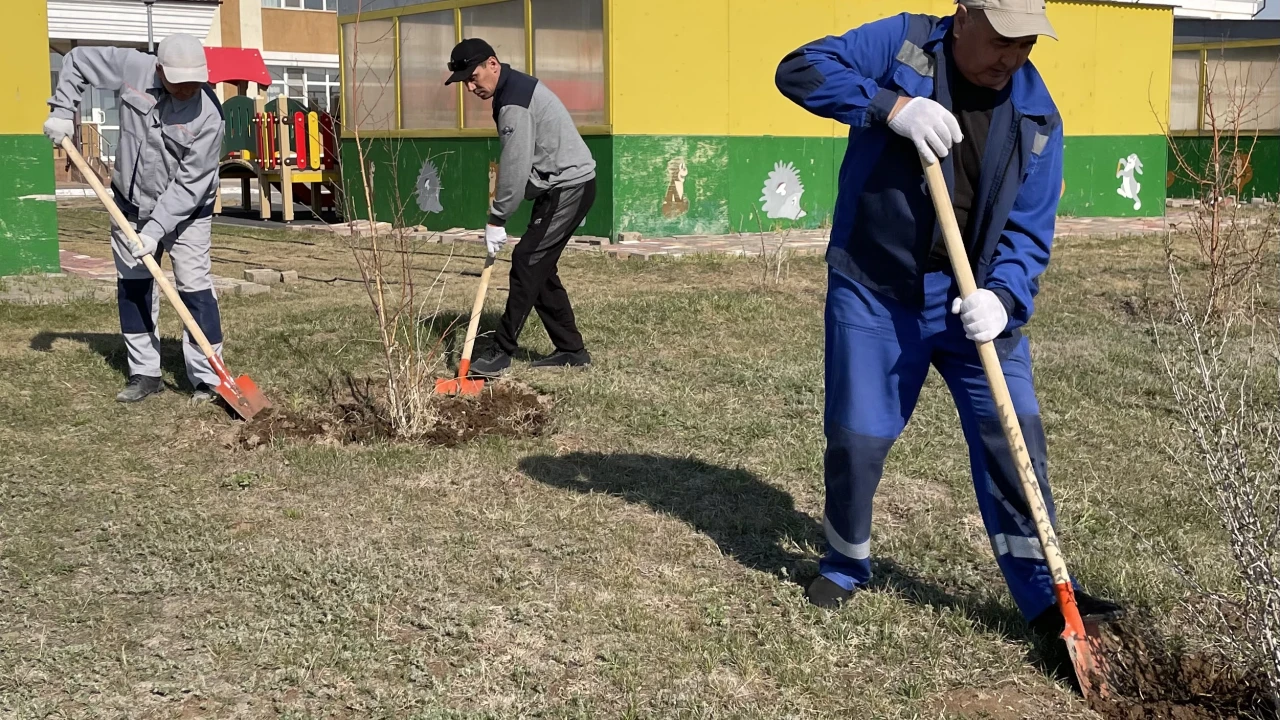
116 375 164 403
190 383 218 405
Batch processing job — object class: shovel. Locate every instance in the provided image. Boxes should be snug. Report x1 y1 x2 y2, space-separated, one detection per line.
61 137 271 421
921 156 1108 700
435 253 496 396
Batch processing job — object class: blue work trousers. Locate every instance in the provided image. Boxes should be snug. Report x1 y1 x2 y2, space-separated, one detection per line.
821 268 1065 621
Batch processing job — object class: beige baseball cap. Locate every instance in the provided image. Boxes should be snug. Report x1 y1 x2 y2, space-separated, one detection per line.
958 0 1058 40
156 34 209 84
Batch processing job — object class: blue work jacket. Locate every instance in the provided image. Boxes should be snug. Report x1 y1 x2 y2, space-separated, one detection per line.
775 13 1064 332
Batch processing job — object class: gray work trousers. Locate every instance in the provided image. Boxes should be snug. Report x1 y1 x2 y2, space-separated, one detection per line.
112 215 223 389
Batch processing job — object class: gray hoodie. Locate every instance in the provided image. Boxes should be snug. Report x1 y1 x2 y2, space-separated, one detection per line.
488 65 596 226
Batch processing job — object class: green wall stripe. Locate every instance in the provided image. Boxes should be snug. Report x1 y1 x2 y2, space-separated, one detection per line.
340 136 614 238
1059 135 1168 218
612 133 1169 236
0 134 59 276
612 135 839 237
1167 135 1278 202
339 133 1179 240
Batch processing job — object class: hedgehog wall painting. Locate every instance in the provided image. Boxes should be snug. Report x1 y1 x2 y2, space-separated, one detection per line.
416 159 444 214
760 161 806 221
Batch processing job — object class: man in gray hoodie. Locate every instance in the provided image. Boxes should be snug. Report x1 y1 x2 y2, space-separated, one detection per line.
446 38 597 377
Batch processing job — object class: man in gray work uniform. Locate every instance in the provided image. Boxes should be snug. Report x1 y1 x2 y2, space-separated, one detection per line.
446 38 597 377
44 34 228 404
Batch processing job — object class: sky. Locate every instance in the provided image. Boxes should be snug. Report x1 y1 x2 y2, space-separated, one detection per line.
1258 0 1279 18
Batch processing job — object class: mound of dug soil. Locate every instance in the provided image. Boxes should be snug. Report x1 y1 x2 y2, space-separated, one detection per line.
235 381 551 449
1088 617 1276 720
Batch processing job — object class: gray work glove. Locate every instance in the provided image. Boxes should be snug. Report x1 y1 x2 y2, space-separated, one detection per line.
131 233 160 260
43 116 74 147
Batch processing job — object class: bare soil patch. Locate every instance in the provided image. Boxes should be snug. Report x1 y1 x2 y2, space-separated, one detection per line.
1088 617 1275 720
235 380 552 449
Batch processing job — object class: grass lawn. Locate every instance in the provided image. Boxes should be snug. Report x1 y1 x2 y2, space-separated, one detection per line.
0 205 1268 718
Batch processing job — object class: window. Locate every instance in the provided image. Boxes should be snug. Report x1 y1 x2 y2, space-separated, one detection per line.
263 0 336 10
1203 46 1280 132
49 50 62 96
400 10 458 130
531 0 606 126
461 0 527 128
343 19 397 130
305 69 341 112
1170 51 1200 132
339 0 607 134
266 66 340 113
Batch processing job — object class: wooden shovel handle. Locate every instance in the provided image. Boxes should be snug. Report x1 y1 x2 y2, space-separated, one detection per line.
460 254 496 365
921 159 1073 590
60 136 221 362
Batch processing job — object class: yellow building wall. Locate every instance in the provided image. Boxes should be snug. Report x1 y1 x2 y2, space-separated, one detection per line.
609 0 1171 138
1 0 53 135
608 0 731 136
1 0 59 275
1034 2 1173 136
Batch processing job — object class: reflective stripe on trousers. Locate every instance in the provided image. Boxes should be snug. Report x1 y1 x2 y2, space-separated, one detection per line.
819 268 1067 621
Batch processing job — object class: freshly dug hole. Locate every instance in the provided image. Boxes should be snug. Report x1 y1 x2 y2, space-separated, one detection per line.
235 381 551 448
1087 616 1276 720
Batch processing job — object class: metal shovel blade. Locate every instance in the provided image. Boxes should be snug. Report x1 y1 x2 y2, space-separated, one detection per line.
216 374 272 421
1066 637 1106 701
1055 583 1110 701
434 376 485 396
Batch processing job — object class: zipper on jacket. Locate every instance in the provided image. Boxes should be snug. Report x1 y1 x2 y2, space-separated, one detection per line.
981 110 1022 271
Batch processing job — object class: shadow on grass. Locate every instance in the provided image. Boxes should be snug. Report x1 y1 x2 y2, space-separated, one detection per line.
30 331 191 387
518 451 1082 687
426 309 562 366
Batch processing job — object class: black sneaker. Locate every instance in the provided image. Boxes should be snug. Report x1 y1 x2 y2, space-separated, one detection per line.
529 349 592 369
1028 590 1126 637
468 349 512 378
805 575 856 609
116 374 164 403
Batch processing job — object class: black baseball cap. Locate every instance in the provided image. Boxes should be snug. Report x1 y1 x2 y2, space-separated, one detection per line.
445 38 497 85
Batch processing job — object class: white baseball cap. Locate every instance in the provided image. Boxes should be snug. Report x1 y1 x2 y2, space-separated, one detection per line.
958 0 1058 40
156 34 209 84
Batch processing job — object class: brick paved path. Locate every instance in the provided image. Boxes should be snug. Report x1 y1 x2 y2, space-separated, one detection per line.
55 211 1190 283
59 250 271 296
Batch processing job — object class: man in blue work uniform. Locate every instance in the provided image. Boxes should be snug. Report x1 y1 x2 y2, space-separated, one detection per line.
776 0 1123 637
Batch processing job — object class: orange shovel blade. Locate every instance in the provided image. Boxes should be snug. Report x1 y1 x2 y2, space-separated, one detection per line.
1055 582 1110 701
435 357 486 396
434 376 485 396
215 374 272 421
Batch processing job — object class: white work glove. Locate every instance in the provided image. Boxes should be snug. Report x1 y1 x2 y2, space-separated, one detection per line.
950 289 1008 344
43 116 74 147
131 233 159 260
484 224 507 256
887 97 963 166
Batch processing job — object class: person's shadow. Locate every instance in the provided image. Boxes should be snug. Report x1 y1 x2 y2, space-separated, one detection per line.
30 331 190 388
518 451 1084 686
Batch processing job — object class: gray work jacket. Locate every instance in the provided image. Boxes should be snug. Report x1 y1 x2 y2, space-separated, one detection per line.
48 47 224 240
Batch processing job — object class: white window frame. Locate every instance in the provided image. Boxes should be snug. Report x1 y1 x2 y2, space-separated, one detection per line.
266 64 342 113
262 0 338 11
